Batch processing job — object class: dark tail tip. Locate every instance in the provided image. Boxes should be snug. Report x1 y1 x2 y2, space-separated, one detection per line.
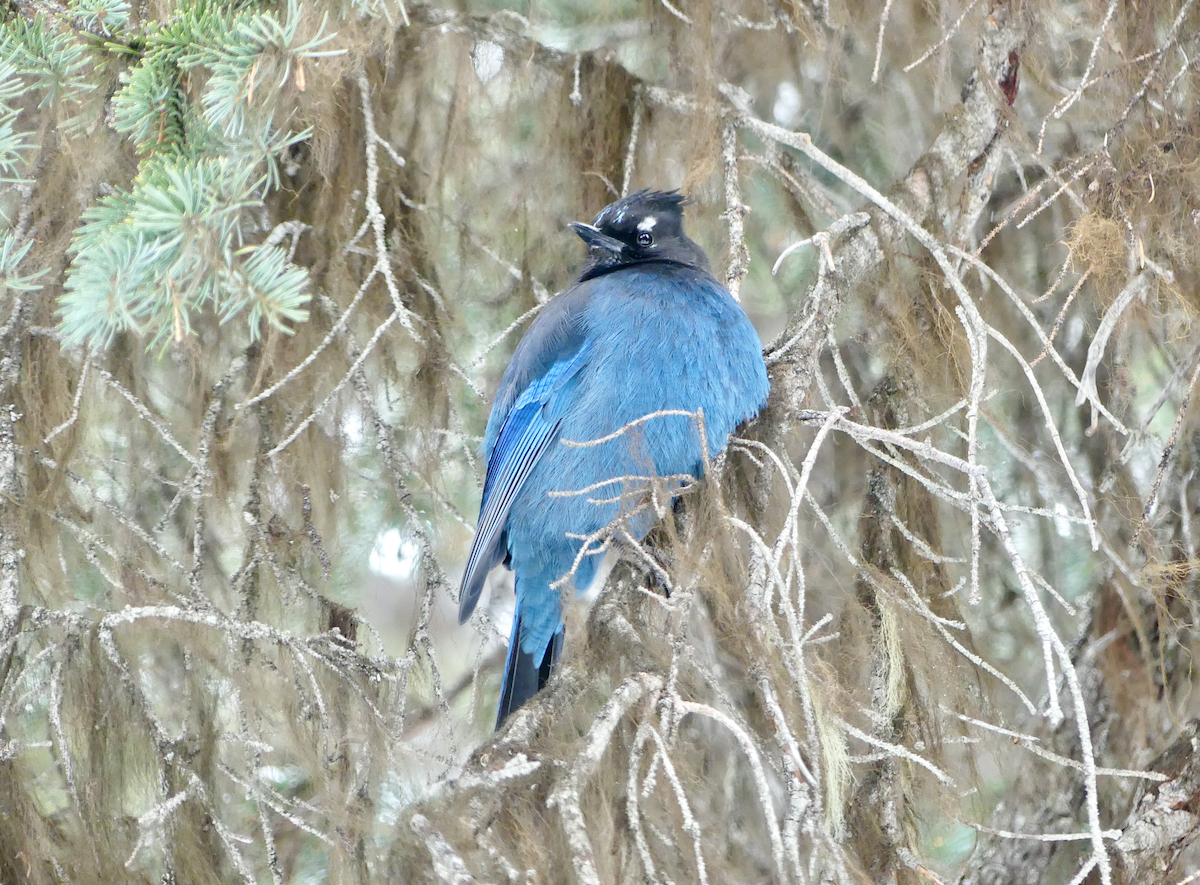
496 621 563 730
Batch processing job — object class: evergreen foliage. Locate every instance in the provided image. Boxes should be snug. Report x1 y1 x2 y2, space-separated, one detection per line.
0 0 341 348
0 231 46 290
2 14 94 109
60 157 312 348
0 61 32 183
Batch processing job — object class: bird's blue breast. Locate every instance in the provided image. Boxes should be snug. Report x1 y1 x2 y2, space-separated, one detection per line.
547 266 763 491
494 263 768 654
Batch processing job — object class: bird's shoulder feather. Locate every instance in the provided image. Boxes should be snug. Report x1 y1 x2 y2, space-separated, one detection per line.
482 283 595 457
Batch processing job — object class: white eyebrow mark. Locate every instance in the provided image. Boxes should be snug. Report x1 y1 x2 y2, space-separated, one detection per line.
637 215 657 232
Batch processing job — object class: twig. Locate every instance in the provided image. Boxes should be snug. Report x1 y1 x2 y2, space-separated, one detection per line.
903 0 984 73
42 354 90 444
622 89 643 197
548 673 663 885
721 123 750 300
1036 0 1119 154
871 0 894 83
355 65 423 342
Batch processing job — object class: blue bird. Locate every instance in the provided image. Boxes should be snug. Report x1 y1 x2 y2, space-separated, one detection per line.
458 190 770 729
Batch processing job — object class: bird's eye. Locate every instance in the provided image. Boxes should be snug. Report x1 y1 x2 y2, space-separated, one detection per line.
636 231 653 247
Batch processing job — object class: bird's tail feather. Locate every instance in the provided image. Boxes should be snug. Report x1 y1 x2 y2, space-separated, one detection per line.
496 605 562 729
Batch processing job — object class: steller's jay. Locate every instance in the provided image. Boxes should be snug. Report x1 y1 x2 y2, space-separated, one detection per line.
458 190 770 729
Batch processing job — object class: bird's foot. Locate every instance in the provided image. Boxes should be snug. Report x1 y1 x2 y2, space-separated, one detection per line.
614 536 674 597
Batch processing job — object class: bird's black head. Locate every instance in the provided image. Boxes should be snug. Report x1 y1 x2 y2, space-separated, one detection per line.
571 189 711 280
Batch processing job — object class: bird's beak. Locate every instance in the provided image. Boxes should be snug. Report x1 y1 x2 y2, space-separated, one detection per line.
570 222 625 255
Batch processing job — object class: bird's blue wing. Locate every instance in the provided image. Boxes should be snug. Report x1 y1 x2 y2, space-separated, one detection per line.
481 284 593 457
458 341 592 622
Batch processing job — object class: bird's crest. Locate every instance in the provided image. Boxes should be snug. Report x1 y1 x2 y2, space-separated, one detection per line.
591 190 689 229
